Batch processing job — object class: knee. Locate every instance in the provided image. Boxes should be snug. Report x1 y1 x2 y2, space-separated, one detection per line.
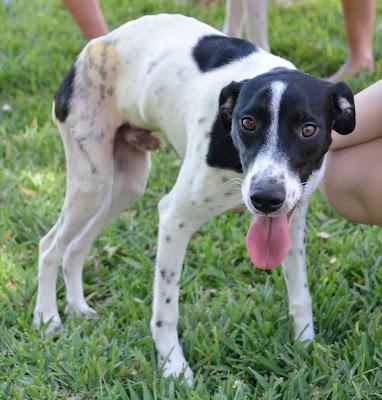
39 235 52 254
320 162 366 224
62 239 83 265
157 194 178 227
39 230 63 264
158 193 172 214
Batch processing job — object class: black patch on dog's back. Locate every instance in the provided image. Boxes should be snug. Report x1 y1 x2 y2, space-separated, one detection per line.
193 35 258 72
206 116 242 173
54 63 76 122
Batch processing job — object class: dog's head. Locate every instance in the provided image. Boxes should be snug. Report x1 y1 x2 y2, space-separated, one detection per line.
219 69 355 269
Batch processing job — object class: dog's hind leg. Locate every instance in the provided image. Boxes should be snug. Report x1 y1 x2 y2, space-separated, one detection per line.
34 217 66 333
62 128 153 318
34 122 153 331
34 38 155 332
33 114 120 332
150 158 242 385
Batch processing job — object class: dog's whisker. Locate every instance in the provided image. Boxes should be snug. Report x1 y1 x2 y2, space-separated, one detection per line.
222 183 242 191
222 178 243 188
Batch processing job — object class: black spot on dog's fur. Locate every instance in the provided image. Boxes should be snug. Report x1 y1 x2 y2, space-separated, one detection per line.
148 60 159 74
54 62 76 122
147 52 171 74
76 136 99 175
193 35 258 72
107 87 114 97
99 84 106 101
177 67 188 80
99 66 107 81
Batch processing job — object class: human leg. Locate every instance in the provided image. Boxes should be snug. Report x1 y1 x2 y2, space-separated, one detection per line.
321 80 382 225
223 0 245 38
321 137 382 225
62 0 108 39
243 0 270 51
326 0 375 83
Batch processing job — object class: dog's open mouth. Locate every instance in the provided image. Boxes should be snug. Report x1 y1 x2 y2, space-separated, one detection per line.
246 211 294 270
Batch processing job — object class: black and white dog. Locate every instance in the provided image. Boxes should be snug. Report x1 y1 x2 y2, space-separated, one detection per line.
34 14 355 385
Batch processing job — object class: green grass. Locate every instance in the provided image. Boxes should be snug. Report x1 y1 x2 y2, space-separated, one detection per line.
1 0 382 398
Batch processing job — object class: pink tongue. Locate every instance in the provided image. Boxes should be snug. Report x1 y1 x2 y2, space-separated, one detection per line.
246 215 291 269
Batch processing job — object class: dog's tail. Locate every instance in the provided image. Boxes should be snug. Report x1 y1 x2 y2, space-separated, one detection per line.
116 123 164 152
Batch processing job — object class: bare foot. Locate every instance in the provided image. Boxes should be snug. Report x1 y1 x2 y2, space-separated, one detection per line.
325 58 375 83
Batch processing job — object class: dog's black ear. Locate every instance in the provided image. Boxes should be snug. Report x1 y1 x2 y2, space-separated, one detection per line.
219 81 242 131
331 81 355 135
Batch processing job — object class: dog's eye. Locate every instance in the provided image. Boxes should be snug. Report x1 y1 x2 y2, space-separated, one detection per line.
241 117 256 131
301 124 318 138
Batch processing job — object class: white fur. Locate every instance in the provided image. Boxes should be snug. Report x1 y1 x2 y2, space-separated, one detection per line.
337 96 352 112
282 165 324 342
267 81 286 151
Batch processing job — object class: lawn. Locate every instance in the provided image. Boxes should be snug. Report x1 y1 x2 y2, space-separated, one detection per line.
1 0 382 398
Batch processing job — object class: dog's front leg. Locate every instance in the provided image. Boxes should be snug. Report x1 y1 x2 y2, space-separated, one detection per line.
282 201 315 343
150 153 241 385
150 193 199 386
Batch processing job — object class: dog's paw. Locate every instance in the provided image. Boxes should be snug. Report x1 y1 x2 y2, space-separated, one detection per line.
33 310 62 336
295 324 315 346
65 302 97 319
159 351 194 386
162 361 194 387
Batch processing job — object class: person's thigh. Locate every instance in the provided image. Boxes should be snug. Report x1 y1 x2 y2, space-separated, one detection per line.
322 136 382 225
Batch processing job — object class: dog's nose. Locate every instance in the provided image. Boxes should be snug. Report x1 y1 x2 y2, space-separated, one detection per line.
250 186 285 214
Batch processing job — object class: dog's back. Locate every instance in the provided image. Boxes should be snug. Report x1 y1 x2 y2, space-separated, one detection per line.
105 14 294 154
